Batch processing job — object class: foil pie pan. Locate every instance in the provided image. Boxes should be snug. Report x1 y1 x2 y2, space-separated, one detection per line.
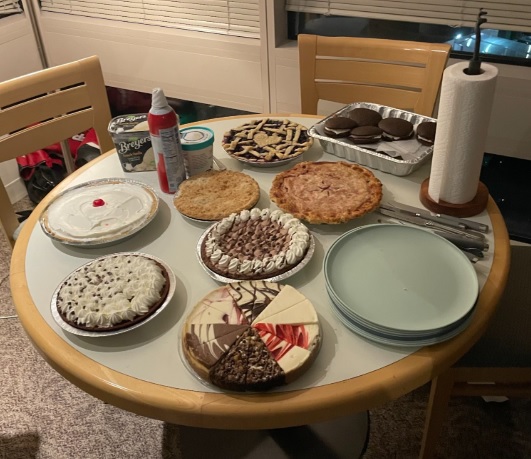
39 178 160 248
50 252 176 337
196 225 315 284
308 102 436 176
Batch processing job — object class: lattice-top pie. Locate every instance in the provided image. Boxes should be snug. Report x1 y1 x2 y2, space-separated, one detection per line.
270 161 383 224
222 118 313 164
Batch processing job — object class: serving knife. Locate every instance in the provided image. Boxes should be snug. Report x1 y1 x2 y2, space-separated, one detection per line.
381 201 489 234
378 208 489 251
378 207 486 241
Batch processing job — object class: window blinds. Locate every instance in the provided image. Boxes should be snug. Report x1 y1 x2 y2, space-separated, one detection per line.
0 0 22 15
39 0 260 38
286 0 531 34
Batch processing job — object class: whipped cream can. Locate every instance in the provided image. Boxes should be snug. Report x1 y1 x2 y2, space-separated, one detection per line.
180 127 215 176
148 88 186 194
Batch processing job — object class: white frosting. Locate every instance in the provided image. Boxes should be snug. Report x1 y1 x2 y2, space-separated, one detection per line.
47 183 153 239
204 208 310 276
57 255 166 328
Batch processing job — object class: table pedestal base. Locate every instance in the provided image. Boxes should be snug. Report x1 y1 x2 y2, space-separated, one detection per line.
176 411 369 458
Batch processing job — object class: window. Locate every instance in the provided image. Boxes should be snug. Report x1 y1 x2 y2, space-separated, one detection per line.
286 2 531 66
39 0 260 38
0 0 22 19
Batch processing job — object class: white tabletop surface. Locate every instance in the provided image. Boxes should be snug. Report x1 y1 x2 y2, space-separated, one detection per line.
24 115 494 394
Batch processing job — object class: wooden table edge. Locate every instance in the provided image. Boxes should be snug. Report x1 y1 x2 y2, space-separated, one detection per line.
9 114 511 429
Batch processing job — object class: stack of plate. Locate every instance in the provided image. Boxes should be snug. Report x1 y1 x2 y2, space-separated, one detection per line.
324 224 479 347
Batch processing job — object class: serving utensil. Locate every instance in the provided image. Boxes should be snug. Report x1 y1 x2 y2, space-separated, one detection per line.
380 201 489 233
378 206 488 244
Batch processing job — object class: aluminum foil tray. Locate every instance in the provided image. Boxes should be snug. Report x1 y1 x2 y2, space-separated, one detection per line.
308 102 436 176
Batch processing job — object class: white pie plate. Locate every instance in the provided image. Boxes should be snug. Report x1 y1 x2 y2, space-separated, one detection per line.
196 225 315 283
324 224 479 333
50 252 176 337
39 178 159 248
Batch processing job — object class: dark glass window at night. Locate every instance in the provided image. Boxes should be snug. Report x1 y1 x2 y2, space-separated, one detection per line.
288 13 531 67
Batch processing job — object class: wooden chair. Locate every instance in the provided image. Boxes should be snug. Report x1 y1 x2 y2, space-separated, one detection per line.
298 34 451 117
420 243 531 458
0 55 113 248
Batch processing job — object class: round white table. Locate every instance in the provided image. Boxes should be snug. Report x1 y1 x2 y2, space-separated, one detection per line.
10 114 509 456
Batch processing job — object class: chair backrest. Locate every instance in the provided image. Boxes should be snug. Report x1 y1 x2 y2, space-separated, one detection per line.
420 242 531 458
0 55 113 248
298 34 451 117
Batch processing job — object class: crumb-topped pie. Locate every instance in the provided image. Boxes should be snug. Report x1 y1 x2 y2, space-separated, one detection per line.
222 118 313 164
270 161 383 224
174 170 260 221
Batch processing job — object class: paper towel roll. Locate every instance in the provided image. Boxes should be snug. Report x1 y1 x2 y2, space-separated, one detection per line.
428 61 498 204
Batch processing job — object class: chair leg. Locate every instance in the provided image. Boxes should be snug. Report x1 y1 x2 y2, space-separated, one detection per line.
419 371 455 459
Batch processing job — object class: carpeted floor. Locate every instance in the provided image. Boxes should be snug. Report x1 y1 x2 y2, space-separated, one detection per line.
1 198 530 459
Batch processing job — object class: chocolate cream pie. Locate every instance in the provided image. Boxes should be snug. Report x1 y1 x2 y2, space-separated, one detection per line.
55 253 170 331
200 208 311 281
182 281 321 391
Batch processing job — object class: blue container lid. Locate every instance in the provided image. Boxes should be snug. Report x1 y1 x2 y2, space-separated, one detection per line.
180 127 214 151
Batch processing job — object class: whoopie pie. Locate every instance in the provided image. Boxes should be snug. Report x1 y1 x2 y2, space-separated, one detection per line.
416 121 437 146
349 125 383 144
347 108 383 127
378 118 414 141
323 116 358 138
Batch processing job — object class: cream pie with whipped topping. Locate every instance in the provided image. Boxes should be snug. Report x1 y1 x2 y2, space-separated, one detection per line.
40 179 158 244
182 281 321 391
200 208 311 280
55 253 169 331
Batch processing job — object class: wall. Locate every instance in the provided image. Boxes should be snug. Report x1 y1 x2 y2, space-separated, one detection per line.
0 13 43 203
35 11 270 114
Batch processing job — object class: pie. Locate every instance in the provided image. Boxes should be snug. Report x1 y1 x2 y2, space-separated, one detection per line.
182 281 321 391
173 170 260 221
269 161 383 224
55 253 170 331
41 179 159 244
221 118 313 164
200 207 311 280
